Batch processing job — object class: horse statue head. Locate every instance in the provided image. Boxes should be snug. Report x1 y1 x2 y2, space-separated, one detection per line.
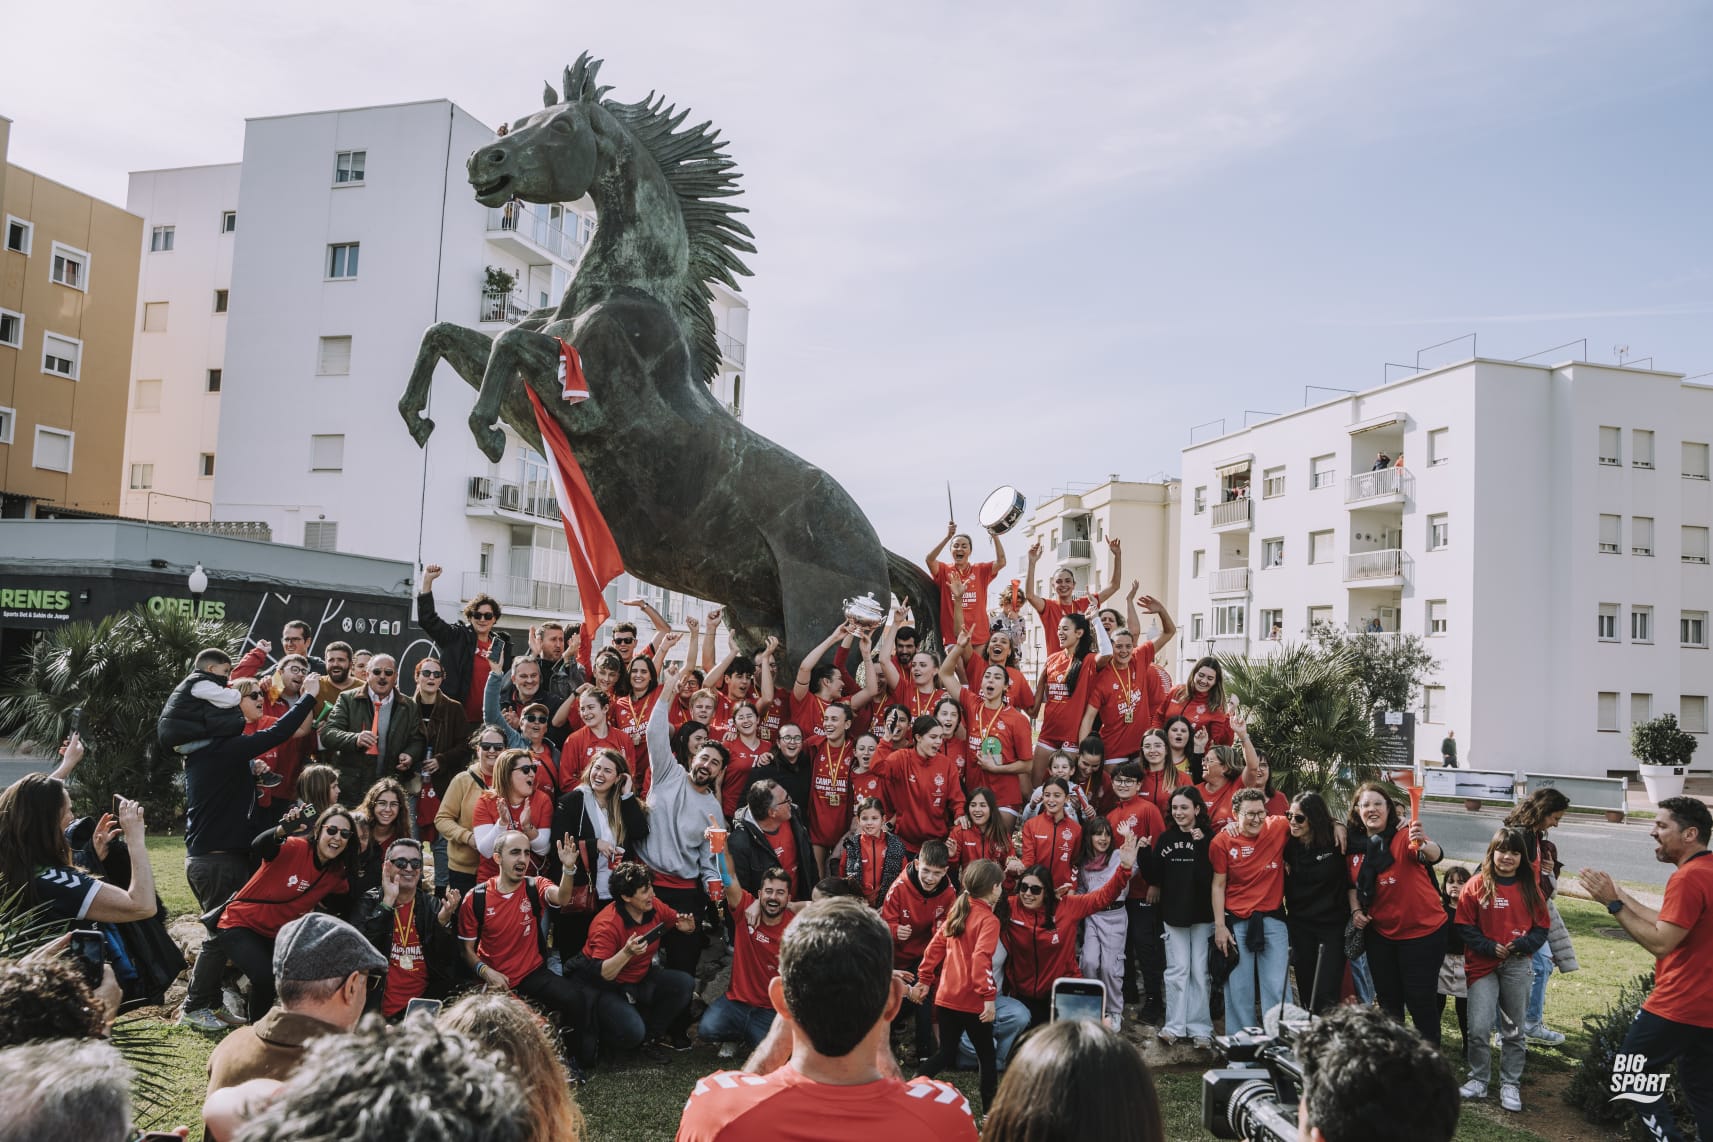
468 54 613 207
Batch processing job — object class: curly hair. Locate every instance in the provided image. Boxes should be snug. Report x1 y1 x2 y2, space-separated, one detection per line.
0 957 104 1047
438 992 585 1142
1296 1004 1458 1142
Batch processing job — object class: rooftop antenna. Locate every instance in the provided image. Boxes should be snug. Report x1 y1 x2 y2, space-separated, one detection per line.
1615 344 1630 365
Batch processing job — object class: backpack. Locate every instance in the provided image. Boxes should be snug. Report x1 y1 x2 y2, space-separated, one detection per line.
470 879 549 959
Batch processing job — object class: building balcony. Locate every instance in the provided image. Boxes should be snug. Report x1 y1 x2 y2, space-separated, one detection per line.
1343 549 1412 587
1058 539 1092 564
1345 467 1413 506
461 571 579 615
478 289 529 325
1209 498 1252 531
1208 568 1250 596
466 476 560 522
485 202 584 266
717 330 746 368
1209 635 1248 656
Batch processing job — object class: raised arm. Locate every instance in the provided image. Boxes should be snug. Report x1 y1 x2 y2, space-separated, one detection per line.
925 520 956 574
879 610 904 692
938 630 970 696
1124 582 1142 638
1023 540 1047 611
754 638 779 711
990 528 1007 574
415 564 459 643
484 669 526 749
1578 868 1688 957
1141 594 1177 651
793 624 850 702
850 633 881 711
622 596 670 636
647 665 681 780
700 609 721 673
82 798 159 923
1096 539 1123 603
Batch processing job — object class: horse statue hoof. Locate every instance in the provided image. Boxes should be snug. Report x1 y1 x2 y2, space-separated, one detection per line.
470 421 507 463
403 412 436 447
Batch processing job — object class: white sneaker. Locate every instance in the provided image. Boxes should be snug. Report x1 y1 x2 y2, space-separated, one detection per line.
1499 1083 1522 1112
717 1042 738 1059
1524 1022 1565 1046
1105 1014 1123 1032
1458 1078 1488 1100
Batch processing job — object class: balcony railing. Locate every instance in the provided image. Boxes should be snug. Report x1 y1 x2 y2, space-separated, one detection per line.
466 478 560 521
479 289 529 324
717 330 746 368
1345 467 1413 504
461 571 579 614
1210 635 1248 654
1209 568 1250 595
1057 538 1092 563
1210 498 1252 528
485 202 584 263
1343 549 1411 582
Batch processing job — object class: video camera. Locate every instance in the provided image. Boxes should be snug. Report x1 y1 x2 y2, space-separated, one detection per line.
1201 1018 1309 1142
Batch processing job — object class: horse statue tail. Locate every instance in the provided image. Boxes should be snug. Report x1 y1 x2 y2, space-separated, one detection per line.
885 550 942 656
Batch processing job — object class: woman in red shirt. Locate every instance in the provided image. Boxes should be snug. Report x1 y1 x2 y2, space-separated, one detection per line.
947 787 1023 888
1348 781 1448 1044
912 859 1005 1112
953 662 1034 819
975 630 1034 708
1033 613 1099 779
1162 657 1233 747
564 688 637 792
614 655 662 760
1242 753 1289 817
472 749 555 882
933 696 971 789
718 702 771 819
216 804 359 1016
1138 729 1190 819
1162 715 1199 781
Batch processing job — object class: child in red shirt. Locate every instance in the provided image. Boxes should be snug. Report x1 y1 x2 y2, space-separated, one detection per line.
912 859 1004 1112
1455 828 1550 1109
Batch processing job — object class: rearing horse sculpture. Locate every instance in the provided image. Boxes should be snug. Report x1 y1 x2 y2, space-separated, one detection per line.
398 54 936 672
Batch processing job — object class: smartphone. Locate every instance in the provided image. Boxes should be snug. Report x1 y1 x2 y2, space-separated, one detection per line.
404 997 443 1018
68 928 105 988
70 706 85 737
640 921 667 944
1049 976 1107 1023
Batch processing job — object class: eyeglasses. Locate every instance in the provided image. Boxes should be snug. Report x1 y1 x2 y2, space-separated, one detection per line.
1287 812 1308 823
613 637 635 646
322 825 354 839
473 611 497 621
522 714 548 724
516 764 539 775
419 669 443 678
389 856 424 870
1018 883 1045 895
1240 811 1268 822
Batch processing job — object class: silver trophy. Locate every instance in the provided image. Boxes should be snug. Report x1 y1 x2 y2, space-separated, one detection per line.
842 592 886 636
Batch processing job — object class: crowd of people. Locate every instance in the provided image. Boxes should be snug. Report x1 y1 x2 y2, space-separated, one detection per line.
0 527 1703 1140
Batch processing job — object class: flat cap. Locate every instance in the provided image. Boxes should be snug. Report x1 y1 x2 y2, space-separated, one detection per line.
273 912 388 982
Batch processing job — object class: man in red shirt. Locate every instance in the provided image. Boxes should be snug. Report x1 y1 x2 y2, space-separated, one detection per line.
925 522 1005 648
1211 789 1292 1032
676 898 976 1142
583 862 698 1063
1582 796 1713 1141
352 837 462 1018
700 864 802 1051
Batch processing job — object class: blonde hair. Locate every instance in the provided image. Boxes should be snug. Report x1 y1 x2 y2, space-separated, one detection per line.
944 859 1003 938
439 992 585 1141
580 749 631 845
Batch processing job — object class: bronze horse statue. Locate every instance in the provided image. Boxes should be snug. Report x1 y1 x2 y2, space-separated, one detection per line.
398 54 936 672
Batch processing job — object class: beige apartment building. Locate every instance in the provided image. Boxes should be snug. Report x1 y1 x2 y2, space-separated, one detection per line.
1018 477 1182 675
1 115 143 518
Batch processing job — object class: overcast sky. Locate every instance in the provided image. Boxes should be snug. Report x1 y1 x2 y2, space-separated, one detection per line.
6 2 1711 559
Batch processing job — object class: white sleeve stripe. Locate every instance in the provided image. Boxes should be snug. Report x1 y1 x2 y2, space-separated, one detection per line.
75 879 102 921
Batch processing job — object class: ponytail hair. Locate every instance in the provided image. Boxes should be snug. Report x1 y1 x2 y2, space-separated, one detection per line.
945 859 1004 938
1062 613 1095 694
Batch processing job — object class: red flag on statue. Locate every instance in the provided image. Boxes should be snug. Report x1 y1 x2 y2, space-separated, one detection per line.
525 341 622 675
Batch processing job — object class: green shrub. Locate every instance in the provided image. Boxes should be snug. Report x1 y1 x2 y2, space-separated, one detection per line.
1566 970 1698 1138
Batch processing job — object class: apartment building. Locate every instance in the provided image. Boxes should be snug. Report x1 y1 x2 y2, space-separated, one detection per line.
1 115 143 517
1177 357 1713 777
128 100 748 644
1019 478 1181 675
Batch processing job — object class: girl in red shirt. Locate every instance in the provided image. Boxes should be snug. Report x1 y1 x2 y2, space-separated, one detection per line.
955 663 1034 818
974 630 1035 708
1348 781 1448 1045
1138 729 1190 819
1033 613 1099 779
912 858 1005 1112
563 689 636 794
1161 715 1199 782
835 797 907 906
1455 827 1550 1107
1163 657 1233 747
472 749 555 882
718 701 771 819
947 787 1022 889
1020 778 1083 890
933 696 971 789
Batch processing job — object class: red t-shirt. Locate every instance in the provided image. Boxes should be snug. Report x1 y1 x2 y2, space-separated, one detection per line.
563 724 636 788
960 692 1031 809
1347 828 1447 941
720 735 772 819
380 895 431 1016
464 639 493 723
457 875 555 985
1087 653 1156 761
1105 796 1166 891
850 767 889 815
1020 812 1083 890
1210 815 1291 918
760 821 801 888
889 685 947 725
1644 852 1713 1028
218 837 347 939
727 891 794 1009
1198 780 1240 828
1455 874 1549 984
1038 652 1098 752
807 738 857 849
471 789 555 881
583 897 680 984
676 1068 976 1142
1037 596 1093 654
933 560 996 646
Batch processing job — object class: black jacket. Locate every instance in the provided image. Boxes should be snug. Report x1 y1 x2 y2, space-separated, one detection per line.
158 670 247 748
415 590 511 704
352 886 471 1006
1139 827 1214 928
727 806 816 899
414 693 471 799
550 786 650 886
743 756 812 816
1283 838 1351 927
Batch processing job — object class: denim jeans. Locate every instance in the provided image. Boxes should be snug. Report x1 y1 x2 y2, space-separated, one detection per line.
1163 922 1214 1038
1467 956 1530 1087
958 996 1030 1070
699 996 776 1049
591 967 695 1051
1225 915 1289 1031
1350 952 1376 1003
1525 941 1552 1026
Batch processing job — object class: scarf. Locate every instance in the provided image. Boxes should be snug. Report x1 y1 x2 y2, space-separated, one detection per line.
1353 827 1397 911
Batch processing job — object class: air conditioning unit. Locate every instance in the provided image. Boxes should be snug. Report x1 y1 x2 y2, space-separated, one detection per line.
468 476 492 500
499 483 521 510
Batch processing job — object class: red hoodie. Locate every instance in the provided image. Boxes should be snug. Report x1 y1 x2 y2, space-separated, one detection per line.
871 745 966 851
880 866 956 968
916 899 1000 1013
1000 867 1127 999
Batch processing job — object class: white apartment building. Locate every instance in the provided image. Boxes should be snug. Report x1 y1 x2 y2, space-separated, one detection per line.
127 99 749 644
1019 478 1181 675
1177 357 1713 778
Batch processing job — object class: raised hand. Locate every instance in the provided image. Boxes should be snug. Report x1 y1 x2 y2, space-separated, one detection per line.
946 520 958 538
115 796 146 842
556 835 579 869
706 607 723 628
1028 539 1043 562
1138 594 1164 615
90 812 121 861
1107 537 1121 554
380 858 401 907
253 639 273 656
422 563 443 588
1127 580 1139 600
620 597 646 608
438 888 461 925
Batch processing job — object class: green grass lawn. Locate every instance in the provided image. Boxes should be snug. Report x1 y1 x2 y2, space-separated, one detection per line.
130 848 1653 1141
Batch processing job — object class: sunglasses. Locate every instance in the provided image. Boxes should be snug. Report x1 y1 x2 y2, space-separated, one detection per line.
1288 812 1308 823
522 714 548 724
389 856 424 870
473 611 497 620
478 741 505 751
322 825 354 839
613 637 635 646
419 669 443 678
1018 883 1045 895
516 764 539 775
371 668 396 677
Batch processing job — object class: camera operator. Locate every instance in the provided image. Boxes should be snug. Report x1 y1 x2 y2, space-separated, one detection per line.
1296 1004 1458 1142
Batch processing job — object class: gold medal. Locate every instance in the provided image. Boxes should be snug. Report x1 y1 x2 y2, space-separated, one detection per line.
827 793 840 807
399 955 414 970
1123 711 1134 724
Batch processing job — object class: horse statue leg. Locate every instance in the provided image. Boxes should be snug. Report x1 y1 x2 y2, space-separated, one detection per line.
399 323 497 448
468 325 564 463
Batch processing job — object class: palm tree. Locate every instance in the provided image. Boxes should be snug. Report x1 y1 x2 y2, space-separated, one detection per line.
1218 641 1381 809
0 605 244 822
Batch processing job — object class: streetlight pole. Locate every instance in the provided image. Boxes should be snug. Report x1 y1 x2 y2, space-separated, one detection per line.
188 563 208 622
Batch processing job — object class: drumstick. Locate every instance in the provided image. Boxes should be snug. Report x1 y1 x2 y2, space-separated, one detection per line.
946 481 954 525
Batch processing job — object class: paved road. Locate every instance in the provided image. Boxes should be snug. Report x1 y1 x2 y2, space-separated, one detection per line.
1423 805 1668 890
0 757 52 789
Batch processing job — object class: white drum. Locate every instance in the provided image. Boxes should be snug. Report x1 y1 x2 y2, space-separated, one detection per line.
978 486 1027 534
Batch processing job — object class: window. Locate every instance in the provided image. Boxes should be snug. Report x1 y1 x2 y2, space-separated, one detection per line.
1213 604 1245 638
1632 694 1653 726
1310 454 1336 489
1309 530 1334 564
1684 696 1710 734
1685 441 1710 481
206 369 222 393
0 406 13 445
1428 514 1449 550
1427 427 1449 467
41 333 81 380
1684 612 1709 649
221 210 237 233
333 150 366 184
1259 608 1283 638
1634 429 1655 469
198 452 216 478
1597 692 1619 732
1189 613 1204 642
1632 606 1653 644
1599 514 1621 554
1428 600 1448 636
142 302 168 332
128 463 153 489
149 226 174 253
1598 603 1619 642
479 543 494 576
1307 605 1333 631
134 379 162 412
49 242 88 290
1598 425 1621 466
1191 550 1205 578
1262 466 1286 498
327 243 360 279
310 434 345 472
317 335 352 375
1193 486 1207 515
5 216 31 254
1422 685 1446 724
1261 537 1284 567
213 289 229 314
0 308 21 348
304 521 339 551
1633 516 1655 557
33 426 73 472
1686 526 1711 566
